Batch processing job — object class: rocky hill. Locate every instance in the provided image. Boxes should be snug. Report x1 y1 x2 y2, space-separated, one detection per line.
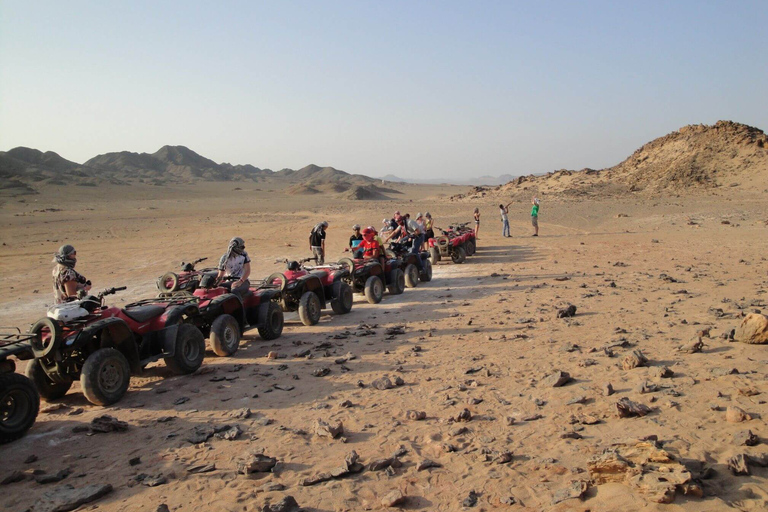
0 145 399 198
453 121 768 201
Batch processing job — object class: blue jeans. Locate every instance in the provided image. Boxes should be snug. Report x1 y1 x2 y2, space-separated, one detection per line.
502 219 510 237
410 234 425 270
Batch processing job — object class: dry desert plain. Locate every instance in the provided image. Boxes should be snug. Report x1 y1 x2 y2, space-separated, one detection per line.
0 182 767 512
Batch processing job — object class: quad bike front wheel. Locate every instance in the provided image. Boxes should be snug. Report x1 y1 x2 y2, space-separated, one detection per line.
420 259 433 282
25 359 72 402
331 282 354 315
81 348 131 406
465 240 476 256
158 272 180 293
0 372 40 444
429 246 441 264
298 291 322 326
404 264 420 288
364 276 384 304
210 314 241 357
451 246 467 264
257 302 284 341
164 324 206 375
388 268 405 295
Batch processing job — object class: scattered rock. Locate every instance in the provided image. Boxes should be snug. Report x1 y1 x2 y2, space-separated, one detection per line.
552 480 588 504
654 366 674 378
678 338 704 354
733 430 759 446
35 469 71 485
187 463 216 474
454 408 472 422
372 377 395 390
603 383 615 396
616 398 652 418
726 406 752 423
417 459 442 471
462 490 479 507
405 410 426 421
728 453 750 475
381 489 406 507
312 367 331 377
238 453 277 474
261 496 301 512
735 313 768 344
33 483 113 512
215 425 242 441
314 419 344 439
1 470 25 485
89 415 129 433
557 305 577 318
621 350 648 370
542 370 572 387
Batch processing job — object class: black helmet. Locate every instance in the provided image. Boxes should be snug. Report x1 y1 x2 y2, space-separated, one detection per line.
200 274 217 289
287 261 300 271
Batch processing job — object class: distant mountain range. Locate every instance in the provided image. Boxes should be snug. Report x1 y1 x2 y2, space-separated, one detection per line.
0 145 405 199
377 174 517 186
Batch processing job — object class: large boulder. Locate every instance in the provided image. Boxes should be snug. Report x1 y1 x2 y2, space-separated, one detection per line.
735 313 768 344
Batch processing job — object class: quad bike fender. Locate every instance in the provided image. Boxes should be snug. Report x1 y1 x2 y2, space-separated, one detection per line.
247 288 282 305
163 304 202 327
74 317 141 373
331 268 351 282
298 275 326 306
159 323 181 357
206 293 246 333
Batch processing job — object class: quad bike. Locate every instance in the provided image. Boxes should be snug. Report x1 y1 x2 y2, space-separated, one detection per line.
157 257 218 294
0 328 39 444
333 254 405 304
265 257 353 326
428 222 475 264
190 274 285 349
26 287 206 407
387 237 433 287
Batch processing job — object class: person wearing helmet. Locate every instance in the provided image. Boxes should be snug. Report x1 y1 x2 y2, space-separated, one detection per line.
348 224 363 251
356 227 387 267
216 237 251 295
381 218 393 234
309 221 328 265
52 244 91 303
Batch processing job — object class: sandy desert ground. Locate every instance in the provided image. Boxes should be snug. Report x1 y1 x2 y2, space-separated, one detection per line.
1 183 767 512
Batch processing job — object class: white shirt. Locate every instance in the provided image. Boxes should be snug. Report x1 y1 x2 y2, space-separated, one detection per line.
218 252 250 278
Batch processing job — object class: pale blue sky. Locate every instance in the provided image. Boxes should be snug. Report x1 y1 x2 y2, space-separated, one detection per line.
1 1 765 179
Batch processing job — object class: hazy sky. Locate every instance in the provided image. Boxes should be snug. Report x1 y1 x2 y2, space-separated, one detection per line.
1 1 766 180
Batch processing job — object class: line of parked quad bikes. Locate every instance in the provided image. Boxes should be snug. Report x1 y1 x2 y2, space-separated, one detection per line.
0 222 479 445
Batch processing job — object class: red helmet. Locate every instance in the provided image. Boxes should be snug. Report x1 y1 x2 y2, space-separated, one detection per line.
361 227 374 236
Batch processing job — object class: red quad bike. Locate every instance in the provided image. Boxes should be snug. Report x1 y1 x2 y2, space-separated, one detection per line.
190 274 285 349
428 222 476 265
332 255 404 304
266 257 353 326
157 257 218 294
386 237 433 287
26 287 207 407
0 328 39 444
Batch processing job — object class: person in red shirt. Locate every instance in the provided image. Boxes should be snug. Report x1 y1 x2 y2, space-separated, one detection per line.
357 227 387 267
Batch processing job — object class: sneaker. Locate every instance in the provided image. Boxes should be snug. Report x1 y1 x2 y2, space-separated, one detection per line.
532 234 538 237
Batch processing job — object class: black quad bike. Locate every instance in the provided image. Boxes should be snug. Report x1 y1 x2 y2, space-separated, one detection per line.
386 237 433 287
334 256 406 304
0 329 39 444
26 287 207 407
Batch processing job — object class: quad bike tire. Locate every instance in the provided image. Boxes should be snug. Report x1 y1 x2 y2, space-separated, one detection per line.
429 246 441 264
465 240 476 256
25 359 72 402
420 259 433 282
164 323 206 375
338 258 356 272
29 318 62 359
388 268 405 295
210 314 241 357
331 282 354 314
404 264 420 288
364 276 384 304
298 291 322 326
257 301 284 341
264 272 288 292
0 372 40 444
80 348 131 406
451 246 467 264
158 272 180 293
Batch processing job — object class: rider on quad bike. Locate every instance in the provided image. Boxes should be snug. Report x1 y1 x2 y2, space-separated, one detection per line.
52 244 91 303
215 237 251 296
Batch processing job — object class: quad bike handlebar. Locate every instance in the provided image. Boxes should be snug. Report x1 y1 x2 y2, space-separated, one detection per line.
99 286 127 298
275 256 318 266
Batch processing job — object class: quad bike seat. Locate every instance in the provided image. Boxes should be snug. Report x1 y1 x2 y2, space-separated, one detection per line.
122 305 165 323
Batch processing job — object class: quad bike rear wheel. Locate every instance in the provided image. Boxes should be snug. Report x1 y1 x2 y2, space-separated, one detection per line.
465 240 476 256
0 372 40 444
420 259 433 282
25 359 72 402
158 272 180 293
364 276 384 304
257 301 284 341
210 314 240 357
429 246 441 264
164 324 206 375
404 264 420 288
29 318 62 359
451 246 467 264
388 268 405 295
331 282 354 314
298 291 322 326
80 348 131 406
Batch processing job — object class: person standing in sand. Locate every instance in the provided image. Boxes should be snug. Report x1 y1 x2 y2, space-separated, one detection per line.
499 203 511 237
423 212 434 250
309 221 328 264
531 197 540 236
473 208 481 239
